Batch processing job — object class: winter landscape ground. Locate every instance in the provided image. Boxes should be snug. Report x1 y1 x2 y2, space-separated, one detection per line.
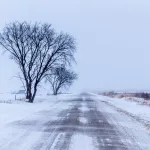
0 0 150 150
0 93 150 150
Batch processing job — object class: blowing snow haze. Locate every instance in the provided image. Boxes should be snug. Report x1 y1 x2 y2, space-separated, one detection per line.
0 0 150 93
1 1 150 149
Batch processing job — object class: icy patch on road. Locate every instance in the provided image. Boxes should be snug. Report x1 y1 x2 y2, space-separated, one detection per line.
79 117 88 124
80 106 89 112
80 103 89 112
99 120 104 123
71 134 95 150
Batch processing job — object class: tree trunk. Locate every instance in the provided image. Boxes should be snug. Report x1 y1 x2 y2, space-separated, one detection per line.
31 82 38 103
53 90 56 95
53 91 57 95
26 83 29 99
30 87 37 103
53 87 59 95
52 86 57 95
28 92 33 103
26 83 33 103
26 90 29 99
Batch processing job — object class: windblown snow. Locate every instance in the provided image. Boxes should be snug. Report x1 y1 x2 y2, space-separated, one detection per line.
0 93 150 150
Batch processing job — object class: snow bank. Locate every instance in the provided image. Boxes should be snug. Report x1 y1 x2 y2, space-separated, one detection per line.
92 94 150 126
0 93 26 103
0 93 75 128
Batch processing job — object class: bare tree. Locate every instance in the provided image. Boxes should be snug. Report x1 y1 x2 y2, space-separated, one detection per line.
0 22 76 103
46 66 77 95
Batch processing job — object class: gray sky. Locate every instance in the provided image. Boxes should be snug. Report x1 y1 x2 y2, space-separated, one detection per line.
0 0 150 93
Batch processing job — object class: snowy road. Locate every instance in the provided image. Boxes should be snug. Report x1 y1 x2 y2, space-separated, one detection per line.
0 93 150 150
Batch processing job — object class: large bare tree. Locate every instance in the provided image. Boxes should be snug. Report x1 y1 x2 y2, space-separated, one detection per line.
0 22 76 103
46 66 77 95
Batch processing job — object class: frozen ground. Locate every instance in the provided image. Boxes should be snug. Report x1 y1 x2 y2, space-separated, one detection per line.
93 94 150 128
0 93 150 149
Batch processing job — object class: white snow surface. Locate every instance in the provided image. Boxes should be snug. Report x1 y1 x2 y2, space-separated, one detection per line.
92 94 150 125
90 93 150 149
0 93 77 128
71 134 94 150
79 117 88 124
1 93 150 149
0 93 80 150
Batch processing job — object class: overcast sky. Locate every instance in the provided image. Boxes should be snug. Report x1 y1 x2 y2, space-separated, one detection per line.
0 0 150 93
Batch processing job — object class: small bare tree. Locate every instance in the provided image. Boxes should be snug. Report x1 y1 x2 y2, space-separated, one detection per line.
0 22 76 103
46 66 77 95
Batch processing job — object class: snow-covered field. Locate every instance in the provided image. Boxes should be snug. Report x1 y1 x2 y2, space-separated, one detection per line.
0 93 76 128
93 94 150 127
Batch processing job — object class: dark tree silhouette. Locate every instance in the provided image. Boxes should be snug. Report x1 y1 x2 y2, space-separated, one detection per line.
46 66 77 95
0 22 76 103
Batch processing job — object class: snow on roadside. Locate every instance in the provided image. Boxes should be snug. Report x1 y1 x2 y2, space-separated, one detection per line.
0 93 76 128
0 93 26 103
0 95 55 127
116 96 150 106
91 93 150 129
93 95 150 150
